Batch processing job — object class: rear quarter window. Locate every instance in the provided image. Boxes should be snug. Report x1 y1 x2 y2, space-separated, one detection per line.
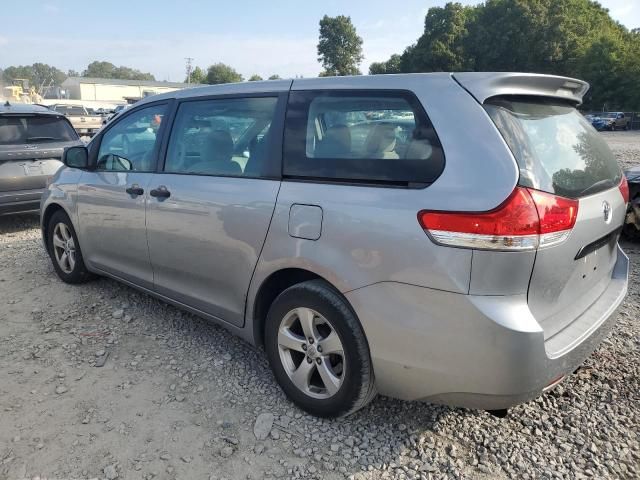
284 90 445 187
485 97 621 198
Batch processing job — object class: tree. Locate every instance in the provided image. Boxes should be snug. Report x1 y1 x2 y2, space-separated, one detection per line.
2 63 66 89
248 74 263 81
205 63 243 84
186 66 206 84
402 3 474 72
374 0 640 110
268 74 281 80
369 54 402 75
67 69 80 77
83 61 155 80
317 15 364 76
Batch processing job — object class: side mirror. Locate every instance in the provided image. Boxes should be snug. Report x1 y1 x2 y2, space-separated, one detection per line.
63 145 89 169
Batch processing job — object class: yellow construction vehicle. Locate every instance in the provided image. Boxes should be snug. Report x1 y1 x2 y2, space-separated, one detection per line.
2 79 36 103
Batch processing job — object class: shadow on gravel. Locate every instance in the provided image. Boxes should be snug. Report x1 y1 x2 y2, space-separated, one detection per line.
0 212 40 235
86 273 461 471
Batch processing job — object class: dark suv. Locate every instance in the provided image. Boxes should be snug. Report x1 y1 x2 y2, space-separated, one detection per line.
0 102 81 215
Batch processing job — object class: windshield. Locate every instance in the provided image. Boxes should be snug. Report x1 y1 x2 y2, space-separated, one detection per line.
600 112 617 118
485 98 621 199
0 115 78 145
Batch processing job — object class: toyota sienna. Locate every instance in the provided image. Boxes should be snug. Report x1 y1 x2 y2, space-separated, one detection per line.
41 73 629 417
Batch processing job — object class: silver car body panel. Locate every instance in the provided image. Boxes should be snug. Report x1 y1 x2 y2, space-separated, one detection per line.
1 143 75 214
76 171 155 290
345 245 627 408
145 174 280 327
527 187 627 343
40 72 628 410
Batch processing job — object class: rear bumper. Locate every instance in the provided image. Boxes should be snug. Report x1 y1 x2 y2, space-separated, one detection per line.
0 189 43 215
345 245 628 410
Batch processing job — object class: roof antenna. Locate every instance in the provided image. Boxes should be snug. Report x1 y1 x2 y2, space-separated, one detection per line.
4 100 10 107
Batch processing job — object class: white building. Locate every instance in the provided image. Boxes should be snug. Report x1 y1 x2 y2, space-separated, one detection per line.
60 77 195 104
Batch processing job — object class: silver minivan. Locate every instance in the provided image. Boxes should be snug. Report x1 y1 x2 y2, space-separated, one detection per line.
41 73 629 417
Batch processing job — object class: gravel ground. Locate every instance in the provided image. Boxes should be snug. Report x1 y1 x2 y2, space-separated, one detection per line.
0 132 638 480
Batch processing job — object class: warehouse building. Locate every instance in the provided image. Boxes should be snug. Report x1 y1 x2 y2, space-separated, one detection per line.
60 77 194 103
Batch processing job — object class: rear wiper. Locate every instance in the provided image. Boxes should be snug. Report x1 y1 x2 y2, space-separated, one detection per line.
25 136 59 142
576 179 616 197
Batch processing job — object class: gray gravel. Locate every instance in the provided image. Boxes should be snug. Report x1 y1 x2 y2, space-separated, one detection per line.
0 132 638 479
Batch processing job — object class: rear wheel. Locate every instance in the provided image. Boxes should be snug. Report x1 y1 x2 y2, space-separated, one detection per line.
265 280 376 417
47 210 95 284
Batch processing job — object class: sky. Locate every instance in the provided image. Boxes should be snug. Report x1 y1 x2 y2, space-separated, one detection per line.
1 0 638 82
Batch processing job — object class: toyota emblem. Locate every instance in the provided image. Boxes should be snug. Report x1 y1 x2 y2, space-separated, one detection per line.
602 201 612 224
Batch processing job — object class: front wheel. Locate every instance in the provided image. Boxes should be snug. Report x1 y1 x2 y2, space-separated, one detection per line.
265 280 376 417
47 210 95 284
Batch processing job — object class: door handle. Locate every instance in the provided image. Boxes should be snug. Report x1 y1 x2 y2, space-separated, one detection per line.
125 185 144 196
150 186 171 198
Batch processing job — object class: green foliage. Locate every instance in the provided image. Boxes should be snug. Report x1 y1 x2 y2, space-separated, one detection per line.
2 63 67 88
248 74 263 81
375 0 640 110
369 54 402 75
186 66 206 84
317 15 364 76
268 74 281 80
401 3 474 72
205 63 243 84
83 61 155 81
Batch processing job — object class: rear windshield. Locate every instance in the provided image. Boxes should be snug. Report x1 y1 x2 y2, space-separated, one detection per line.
0 115 78 145
485 98 621 199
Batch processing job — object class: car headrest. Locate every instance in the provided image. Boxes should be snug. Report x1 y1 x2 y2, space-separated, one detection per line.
316 124 352 157
365 123 397 155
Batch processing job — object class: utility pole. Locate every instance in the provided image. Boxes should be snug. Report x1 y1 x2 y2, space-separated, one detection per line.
185 57 194 84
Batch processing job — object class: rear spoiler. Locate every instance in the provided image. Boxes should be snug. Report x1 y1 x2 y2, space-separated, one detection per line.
452 72 590 106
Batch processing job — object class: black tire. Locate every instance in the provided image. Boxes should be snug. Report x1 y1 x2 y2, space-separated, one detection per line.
46 210 95 284
264 280 376 417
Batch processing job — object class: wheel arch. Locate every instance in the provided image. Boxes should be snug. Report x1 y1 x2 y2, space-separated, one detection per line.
251 267 351 347
41 202 71 251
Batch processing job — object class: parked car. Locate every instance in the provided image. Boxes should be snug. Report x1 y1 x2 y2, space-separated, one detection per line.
623 165 640 240
48 104 104 136
103 104 131 124
41 73 629 417
585 113 607 131
599 112 631 131
0 102 81 215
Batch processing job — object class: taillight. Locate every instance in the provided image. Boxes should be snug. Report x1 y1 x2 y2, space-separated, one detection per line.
418 187 579 251
619 176 629 204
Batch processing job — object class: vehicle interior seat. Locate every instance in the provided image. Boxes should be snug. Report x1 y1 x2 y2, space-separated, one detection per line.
0 118 24 142
404 126 435 160
244 133 269 177
364 123 399 159
315 124 352 158
189 129 242 175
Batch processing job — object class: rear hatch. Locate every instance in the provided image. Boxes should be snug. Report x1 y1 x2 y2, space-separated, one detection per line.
0 114 77 192
483 97 626 344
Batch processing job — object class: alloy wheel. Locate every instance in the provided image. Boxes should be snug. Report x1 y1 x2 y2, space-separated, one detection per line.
277 307 346 399
52 222 76 274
